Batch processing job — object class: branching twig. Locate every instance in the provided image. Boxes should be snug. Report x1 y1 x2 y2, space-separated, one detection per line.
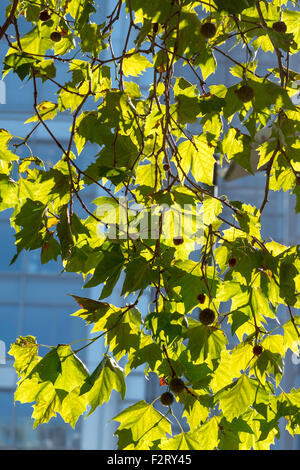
0 0 19 41
255 0 285 86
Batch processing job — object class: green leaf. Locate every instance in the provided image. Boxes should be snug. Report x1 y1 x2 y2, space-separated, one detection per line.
71 302 117 333
8 336 39 377
122 257 154 295
0 174 19 210
279 260 298 305
104 307 142 360
0 129 19 162
70 295 109 312
159 431 201 450
178 136 216 186
113 400 172 447
192 417 220 449
210 345 253 394
174 78 201 124
127 0 174 23
125 334 163 373
254 349 283 386
185 320 227 362
233 202 261 239
14 345 89 428
12 199 47 262
74 112 112 154
282 9 300 47
34 59 56 83
283 316 300 353
180 393 211 430
214 0 255 14
25 101 58 123
217 375 268 421
56 204 74 259
84 243 124 291
80 23 105 55
80 356 126 416
58 86 83 112
123 51 153 77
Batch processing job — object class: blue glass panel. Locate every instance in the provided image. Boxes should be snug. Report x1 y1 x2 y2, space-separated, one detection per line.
0 305 19 347
15 401 82 449
0 391 13 448
0 220 22 271
23 274 82 304
0 274 21 304
22 305 56 346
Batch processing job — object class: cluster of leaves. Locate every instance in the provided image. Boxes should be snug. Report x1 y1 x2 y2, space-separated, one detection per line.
1 0 300 450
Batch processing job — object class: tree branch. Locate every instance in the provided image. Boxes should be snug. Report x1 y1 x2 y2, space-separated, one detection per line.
0 0 19 41
259 145 279 216
255 0 286 86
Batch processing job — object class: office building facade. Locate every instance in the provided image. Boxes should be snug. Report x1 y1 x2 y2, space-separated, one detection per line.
0 0 299 450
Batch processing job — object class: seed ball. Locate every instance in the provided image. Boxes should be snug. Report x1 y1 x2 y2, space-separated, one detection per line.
253 345 263 356
153 23 159 34
173 236 184 246
272 21 287 34
235 85 254 103
163 163 170 171
169 377 185 394
199 308 215 326
228 257 237 268
197 293 206 304
160 391 174 406
200 22 217 39
39 10 51 22
50 31 62 43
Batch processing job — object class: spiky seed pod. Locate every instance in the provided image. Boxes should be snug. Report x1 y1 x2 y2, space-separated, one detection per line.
169 377 185 394
197 293 206 304
253 345 263 356
153 23 159 34
200 22 217 39
235 84 254 103
50 31 62 43
272 21 287 34
39 10 51 22
160 391 174 406
173 237 184 246
199 308 215 326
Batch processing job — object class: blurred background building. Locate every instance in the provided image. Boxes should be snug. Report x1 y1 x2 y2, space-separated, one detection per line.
0 0 299 450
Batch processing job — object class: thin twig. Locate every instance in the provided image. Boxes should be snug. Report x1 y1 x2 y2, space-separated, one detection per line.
0 0 19 41
255 1 285 86
259 145 279 216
